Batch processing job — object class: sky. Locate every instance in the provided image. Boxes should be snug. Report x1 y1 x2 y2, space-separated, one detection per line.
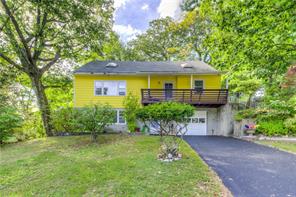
113 0 183 42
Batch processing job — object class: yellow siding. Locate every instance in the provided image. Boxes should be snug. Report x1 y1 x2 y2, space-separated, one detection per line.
150 75 177 88
193 75 221 89
74 75 147 108
74 74 222 108
149 75 221 89
176 75 191 89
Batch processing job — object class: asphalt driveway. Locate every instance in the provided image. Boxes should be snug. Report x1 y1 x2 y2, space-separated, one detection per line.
184 136 296 197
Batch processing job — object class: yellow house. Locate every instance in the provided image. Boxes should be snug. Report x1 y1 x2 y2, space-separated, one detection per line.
74 61 229 136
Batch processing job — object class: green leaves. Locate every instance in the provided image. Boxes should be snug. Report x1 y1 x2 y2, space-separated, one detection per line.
123 92 140 132
78 104 115 141
136 102 195 123
0 106 22 143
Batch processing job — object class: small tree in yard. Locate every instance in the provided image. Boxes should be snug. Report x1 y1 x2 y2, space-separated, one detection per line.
52 107 81 133
78 104 115 142
123 92 140 132
136 102 195 161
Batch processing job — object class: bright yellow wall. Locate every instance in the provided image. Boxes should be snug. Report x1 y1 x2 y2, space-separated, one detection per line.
176 75 191 89
74 74 222 108
193 75 221 89
150 75 177 88
74 75 147 108
150 74 221 89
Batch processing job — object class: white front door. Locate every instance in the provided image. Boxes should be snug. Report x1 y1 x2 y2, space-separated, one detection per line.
185 111 207 136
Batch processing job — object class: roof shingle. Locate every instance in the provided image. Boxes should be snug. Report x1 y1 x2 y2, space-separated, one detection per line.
74 60 220 74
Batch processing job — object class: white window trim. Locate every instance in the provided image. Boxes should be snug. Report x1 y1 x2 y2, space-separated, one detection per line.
94 80 126 96
193 79 204 89
114 109 126 125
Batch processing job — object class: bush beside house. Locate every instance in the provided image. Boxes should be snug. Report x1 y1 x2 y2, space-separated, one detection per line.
123 92 141 132
234 100 296 136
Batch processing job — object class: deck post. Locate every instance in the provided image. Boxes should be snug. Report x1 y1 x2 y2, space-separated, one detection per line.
148 75 150 89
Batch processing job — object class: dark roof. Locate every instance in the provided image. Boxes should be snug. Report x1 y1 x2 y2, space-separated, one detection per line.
74 60 220 75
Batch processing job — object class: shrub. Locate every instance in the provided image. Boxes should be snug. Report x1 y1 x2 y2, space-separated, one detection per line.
16 112 45 141
123 92 140 132
284 115 296 135
235 106 295 122
256 120 288 136
136 102 195 161
78 104 115 142
0 106 22 144
52 107 80 133
234 108 257 121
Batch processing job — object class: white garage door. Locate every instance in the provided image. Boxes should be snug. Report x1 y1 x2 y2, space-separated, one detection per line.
185 111 207 136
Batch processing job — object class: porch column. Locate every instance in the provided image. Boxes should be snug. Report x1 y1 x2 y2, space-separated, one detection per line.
148 74 151 88
190 74 193 89
225 79 229 89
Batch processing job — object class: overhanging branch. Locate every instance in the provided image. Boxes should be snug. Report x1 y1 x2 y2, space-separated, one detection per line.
40 52 60 74
0 52 23 71
1 0 33 64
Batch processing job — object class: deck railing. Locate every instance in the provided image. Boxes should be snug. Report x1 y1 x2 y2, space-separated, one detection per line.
141 89 228 106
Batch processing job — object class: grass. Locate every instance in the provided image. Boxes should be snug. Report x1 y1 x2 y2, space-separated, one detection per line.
257 140 296 154
0 134 229 196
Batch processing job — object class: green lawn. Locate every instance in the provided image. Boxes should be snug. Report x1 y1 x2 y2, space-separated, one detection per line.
0 134 229 196
257 140 296 154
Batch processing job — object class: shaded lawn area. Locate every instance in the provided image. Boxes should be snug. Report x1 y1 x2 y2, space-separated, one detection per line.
0 134 229 196
257 140 296 154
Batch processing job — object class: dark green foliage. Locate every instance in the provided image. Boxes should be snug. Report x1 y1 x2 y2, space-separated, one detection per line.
0 106 22 143
123 92 140 132
78 104 115 142
256 120 289 136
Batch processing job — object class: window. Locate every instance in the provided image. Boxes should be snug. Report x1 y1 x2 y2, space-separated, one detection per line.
118 110 125 124
95 81 126 96
199 118 206 123
118 81 126 96
194 80 204 90
113 109 126 124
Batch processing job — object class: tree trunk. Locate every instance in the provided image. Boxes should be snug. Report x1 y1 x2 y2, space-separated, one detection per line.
30 74 53 136
246 93 253 109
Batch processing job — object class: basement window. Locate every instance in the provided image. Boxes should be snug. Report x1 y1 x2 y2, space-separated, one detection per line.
113 109 126 124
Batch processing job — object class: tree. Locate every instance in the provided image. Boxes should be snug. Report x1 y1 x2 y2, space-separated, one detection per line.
128 17 182 61
136 102 195 161
199 0 296 92
228 70 261 108
174 9 211 62
78 104 115 142
123 92 140 132
0 0 113 136
181 0 200 11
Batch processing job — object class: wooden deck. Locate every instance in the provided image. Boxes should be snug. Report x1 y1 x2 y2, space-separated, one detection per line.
141 89 228 107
